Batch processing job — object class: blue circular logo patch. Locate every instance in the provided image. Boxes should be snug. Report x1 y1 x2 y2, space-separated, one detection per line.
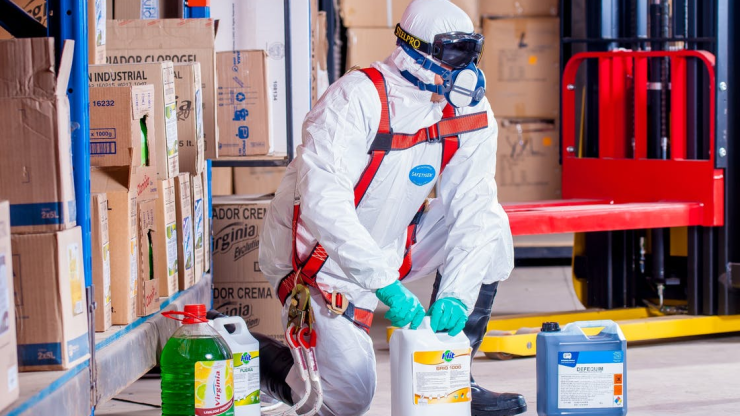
409 165 436 186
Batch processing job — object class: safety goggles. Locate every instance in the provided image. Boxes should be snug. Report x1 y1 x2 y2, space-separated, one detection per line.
395 24 484 69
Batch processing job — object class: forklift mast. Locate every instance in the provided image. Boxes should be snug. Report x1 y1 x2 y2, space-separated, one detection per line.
559 0 737 315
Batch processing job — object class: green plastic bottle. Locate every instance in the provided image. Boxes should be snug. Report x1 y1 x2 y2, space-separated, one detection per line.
161 304 235 416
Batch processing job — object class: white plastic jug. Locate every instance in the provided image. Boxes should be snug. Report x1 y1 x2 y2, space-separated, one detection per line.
212 316 261 416
390 316 472 416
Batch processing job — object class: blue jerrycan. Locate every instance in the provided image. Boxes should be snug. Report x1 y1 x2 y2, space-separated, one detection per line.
537 320 627 416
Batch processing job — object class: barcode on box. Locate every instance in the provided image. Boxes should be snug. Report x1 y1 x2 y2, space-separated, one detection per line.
91 142 117 155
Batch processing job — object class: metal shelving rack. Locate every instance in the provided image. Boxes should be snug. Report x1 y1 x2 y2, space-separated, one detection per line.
0 1 214 415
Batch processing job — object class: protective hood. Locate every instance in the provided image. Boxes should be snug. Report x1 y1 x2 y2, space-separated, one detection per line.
399 0 474 44
394 0 475 81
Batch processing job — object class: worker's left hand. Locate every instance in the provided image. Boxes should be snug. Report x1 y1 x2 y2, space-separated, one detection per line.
428 297 468 336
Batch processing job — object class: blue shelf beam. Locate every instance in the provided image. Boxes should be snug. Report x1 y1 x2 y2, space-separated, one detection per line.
48 0 92 288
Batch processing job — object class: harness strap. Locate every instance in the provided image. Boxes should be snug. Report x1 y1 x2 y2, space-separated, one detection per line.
369 112 488 152
398 203 426 280
278 67 483 334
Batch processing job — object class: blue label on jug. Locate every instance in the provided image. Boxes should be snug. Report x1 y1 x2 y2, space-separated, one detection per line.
559 350 624 367
557 350 625 410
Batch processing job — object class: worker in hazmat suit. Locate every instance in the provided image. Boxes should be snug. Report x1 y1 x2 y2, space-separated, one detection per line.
256 0 523 415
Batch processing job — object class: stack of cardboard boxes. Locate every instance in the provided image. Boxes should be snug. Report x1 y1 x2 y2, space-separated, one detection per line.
87 18 218 327
211 196 284 342
480 0 561 202
0 39 90 377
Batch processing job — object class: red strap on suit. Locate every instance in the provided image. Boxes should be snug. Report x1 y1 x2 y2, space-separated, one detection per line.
277 67 487 333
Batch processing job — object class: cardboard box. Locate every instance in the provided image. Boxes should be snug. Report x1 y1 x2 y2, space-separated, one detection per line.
89 61 179 179
0 38 77 233
212 167 234 196
482 17 560 119
313 10 330 104
92 171 137 325
192 173 205 284
340 0 479 28
106 19 219 159
480 0 559 17
496 119 561 202
213 1 315 156
155 178 179 297
113 0 161 18
202 170 211 273
233 167 285 196
111 0 181 19
213 281 283 343
345 28 397 71
216 50 273 156
89 84 156 169
12 227 90 371
174 63 205 174
91 193 112 332
137 199 160 316
89 0 107 64
90 165 156 325
0 0 47 39
212 196 271 284
175 174 195 290
0 202 19 409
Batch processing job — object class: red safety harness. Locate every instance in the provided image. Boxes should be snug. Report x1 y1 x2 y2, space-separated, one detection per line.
277 68 488 333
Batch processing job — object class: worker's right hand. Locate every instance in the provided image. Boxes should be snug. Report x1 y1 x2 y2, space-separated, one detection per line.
375 280 425 329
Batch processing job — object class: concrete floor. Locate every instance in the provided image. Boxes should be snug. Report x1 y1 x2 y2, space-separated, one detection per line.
97 266 740 415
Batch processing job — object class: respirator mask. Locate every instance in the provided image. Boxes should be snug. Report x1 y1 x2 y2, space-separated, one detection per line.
395 24 486 108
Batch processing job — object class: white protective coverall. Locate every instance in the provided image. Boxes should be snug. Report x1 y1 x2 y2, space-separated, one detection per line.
258 0 514 414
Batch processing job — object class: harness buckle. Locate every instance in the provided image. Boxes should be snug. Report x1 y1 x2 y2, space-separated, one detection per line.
426 124 441 143
288 283 314 332
327 292 350 315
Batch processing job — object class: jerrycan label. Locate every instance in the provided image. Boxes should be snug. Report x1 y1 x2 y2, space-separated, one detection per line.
233 351 260 409
412 348 472 405
194 359 234 415
558 350 624 409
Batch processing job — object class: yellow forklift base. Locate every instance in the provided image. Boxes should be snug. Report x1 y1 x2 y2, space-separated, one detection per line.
478 308 740 358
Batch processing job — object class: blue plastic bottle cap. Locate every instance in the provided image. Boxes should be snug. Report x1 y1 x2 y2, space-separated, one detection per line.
541 322 561 332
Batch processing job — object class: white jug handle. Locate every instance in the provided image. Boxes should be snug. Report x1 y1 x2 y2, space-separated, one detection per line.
401 316 432 331
212 316 248 335
564 320 621 335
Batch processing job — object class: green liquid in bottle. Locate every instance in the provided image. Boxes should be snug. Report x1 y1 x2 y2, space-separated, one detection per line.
161 321 234 415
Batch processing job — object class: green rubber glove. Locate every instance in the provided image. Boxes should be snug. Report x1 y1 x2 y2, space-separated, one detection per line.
428 297 468 336
375 281 425 329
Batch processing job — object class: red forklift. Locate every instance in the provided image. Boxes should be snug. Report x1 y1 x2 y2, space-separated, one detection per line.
480 0 740 358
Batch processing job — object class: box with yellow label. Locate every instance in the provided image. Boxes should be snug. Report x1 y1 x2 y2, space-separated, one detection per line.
175 174 195 290
0 201 19 408
137 199 160 316
201 170 211 273
192 173 205 283
91 193 112 332
156 177 179 297
12 227 90 371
